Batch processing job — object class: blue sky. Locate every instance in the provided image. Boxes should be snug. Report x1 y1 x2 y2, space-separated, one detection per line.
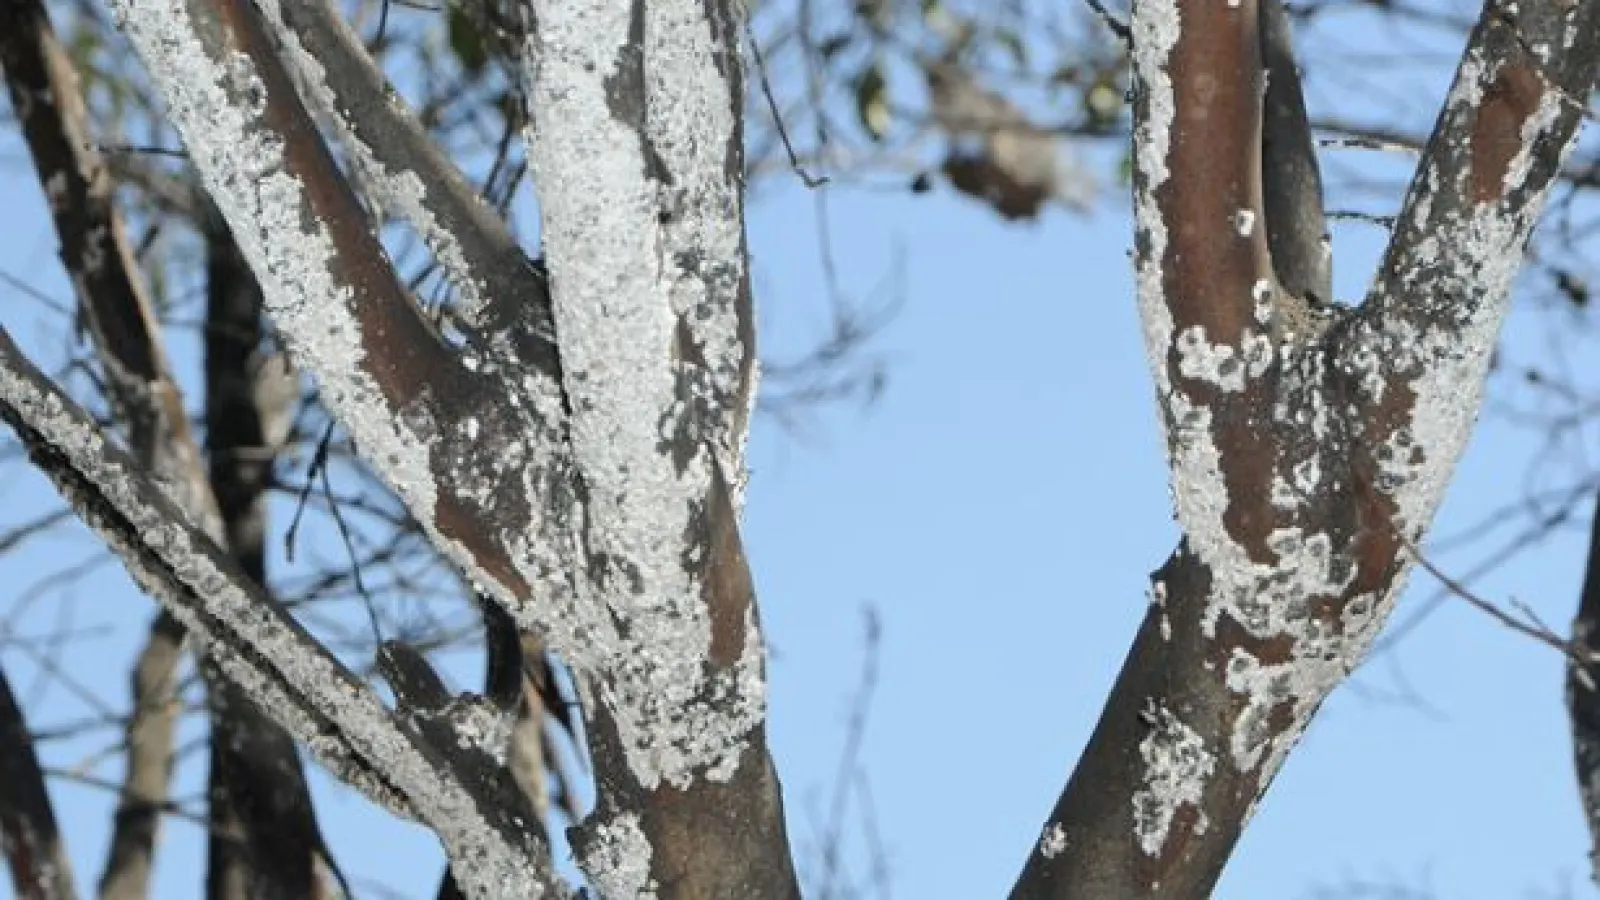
742 180 1598 899
3 4 1600 899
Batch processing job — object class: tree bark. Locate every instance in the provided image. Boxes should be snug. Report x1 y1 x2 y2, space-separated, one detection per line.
99 612 184 900
202 221 337 900
0 662 77 900
0 3 341 895
100 0 801 891
1011 2 1600 896
0 6 205 896
1569 488 1600 885
0 322 565 898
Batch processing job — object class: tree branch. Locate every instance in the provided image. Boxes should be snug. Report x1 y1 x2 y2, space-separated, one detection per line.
1260 0 1331 306
0 327 562 900
98 611 184 900
0 661 77 900
0 6 216 895
1570 488 1600 885
202 220 343 900
107 0 579 660
0 6 348 895
262 0 560 381
1010 1 1600 896
0 0 218 535
108 0 797 891
519 1 796 894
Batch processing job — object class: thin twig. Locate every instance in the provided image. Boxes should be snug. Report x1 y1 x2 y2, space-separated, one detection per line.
1397 530 1593 670
1328 209 1396 229
743 11 827 188
283 422 336 564
1083 0 1131 43
1318 135 1420 154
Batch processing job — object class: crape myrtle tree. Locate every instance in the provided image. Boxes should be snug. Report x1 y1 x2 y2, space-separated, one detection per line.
1 2 1599 900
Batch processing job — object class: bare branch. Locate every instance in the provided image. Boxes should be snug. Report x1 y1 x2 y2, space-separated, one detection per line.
108 0 580 665
262 0 560 380
0 0 219 537
1570 489 1600 886
0 5 221 893
0 326 561 899
1010 2 1600 896
520 1 796 894
203 221 344 900
1259 0 1331 306
98 612 184 900
0 660 77 900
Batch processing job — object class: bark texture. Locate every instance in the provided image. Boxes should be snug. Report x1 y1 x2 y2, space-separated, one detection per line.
0 0 1590 897
0 5 202 895
202 222 337 900
1011 2 1600 896
0 664 77 900
1 4 336 896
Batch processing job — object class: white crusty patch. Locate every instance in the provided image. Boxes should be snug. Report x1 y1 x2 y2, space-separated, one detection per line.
108 0 443 529
642 1 753 499
1358 48 1575 541
1039 822 1068 859
1175 325 1246 393
1368 217 1556 537
1199 520 1367 777
520 0 766 792
1502 85 1564 193
1130 0 1181 404
582 813 658 899
1251 279 1274 326
1151 579 1172 642
0 342 551 899
1133 703 1214 858
1233 208 1255 236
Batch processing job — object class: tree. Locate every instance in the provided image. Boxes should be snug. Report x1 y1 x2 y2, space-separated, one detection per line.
0 1 1597 899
